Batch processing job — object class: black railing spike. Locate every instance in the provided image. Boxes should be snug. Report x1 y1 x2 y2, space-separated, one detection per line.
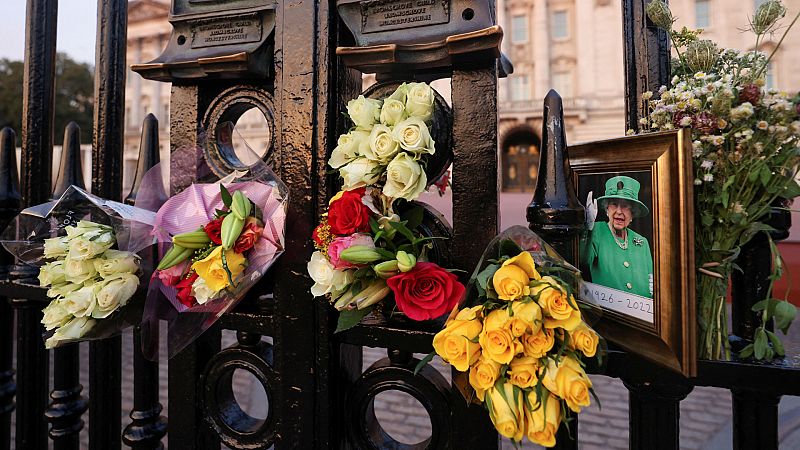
125 113 160 206
527 90 585 259
52 122 85 200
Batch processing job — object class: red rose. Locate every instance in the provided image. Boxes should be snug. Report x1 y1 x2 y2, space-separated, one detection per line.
327 188 371 236
176 272 199 307
204 217 224 245
386 262 465 321
233 218 263 253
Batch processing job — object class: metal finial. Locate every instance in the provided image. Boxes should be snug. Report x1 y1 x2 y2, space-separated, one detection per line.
126 114 162 205
52 122 85 200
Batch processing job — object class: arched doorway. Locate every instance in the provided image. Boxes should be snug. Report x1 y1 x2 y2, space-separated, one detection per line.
500 124 541 192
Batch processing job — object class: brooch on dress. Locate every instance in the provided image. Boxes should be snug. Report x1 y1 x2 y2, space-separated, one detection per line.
633 238 644 246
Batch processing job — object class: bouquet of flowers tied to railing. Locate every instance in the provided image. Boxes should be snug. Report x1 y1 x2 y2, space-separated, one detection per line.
309 81 461 331
1 186 159 348
643 0 800 360
141 124 288 359
432 226 602 447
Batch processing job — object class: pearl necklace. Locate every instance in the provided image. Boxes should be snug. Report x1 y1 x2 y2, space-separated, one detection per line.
608 222 628 250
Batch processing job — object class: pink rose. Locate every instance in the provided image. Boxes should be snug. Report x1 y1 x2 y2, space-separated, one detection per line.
328 233 374 269
157 260 189 286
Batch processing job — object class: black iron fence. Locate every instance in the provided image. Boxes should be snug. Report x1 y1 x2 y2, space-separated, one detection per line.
0 0 798 449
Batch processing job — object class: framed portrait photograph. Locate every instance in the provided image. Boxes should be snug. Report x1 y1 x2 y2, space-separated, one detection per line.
569 130 697 376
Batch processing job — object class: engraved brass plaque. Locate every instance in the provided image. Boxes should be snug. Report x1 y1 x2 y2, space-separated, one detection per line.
361 0 450 33
190 15 262 48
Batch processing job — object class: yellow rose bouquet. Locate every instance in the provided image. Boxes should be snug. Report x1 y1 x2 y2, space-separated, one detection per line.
1 186 160 349
432 226 603 447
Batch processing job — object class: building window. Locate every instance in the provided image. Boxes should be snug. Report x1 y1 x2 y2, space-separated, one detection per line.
552 11 569 39
765 63 775 89
509 75 531 102
695 0 710 28
511 15 528 44
551 72 573 98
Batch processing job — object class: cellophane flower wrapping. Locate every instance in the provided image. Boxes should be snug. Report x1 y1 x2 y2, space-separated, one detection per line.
0 186 160 348
433 226 603 447
141 124 288 359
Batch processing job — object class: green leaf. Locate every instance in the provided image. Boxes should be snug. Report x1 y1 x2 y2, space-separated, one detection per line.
751 299 771 312
499 239 524 259
766 330 786 357
335 308 371 333
738 344 754 359
476 264 500 291
774 301 797 334
220 184 233 208
760 164 772 187
369 217 381 235
414 352 436 376
389 221 417 243
402 205 424 231
374 248 396 260
782 179 800 198
754 328 768 360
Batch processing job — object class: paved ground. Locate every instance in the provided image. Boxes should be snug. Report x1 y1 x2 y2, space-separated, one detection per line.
8 323 800 449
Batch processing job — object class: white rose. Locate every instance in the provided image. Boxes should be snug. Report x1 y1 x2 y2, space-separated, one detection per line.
93 273 138 318
405 82 435 122
392 117 435 155
94 249 140 278
67 236 114 261
38 260 66 287
43 236 69 258
388 83 408 103
340 158 381 190
346 95 382 130
64 257 98 284
41 300 72 331
364 125 401 164
382 153 427 201
308 251 352 297
380 98 408 126
191 276 220 305
47 282 82 299
65 221 114 240
62 284 98 318
329 130 370 169
45 316 95 349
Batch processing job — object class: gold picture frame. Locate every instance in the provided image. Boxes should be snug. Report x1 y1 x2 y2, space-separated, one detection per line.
569 130 696 376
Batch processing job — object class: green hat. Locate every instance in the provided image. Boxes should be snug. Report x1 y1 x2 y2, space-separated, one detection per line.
596 176 649 218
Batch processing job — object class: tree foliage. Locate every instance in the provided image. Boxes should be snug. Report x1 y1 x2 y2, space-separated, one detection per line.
0 53 94 144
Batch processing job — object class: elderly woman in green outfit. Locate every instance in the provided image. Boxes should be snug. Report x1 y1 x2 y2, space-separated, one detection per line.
582 175 654 299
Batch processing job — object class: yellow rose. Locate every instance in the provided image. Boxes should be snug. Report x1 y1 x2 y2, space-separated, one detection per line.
432 306 483 372
469 355 501 401
503 251 540 280
521 328 555 358
191 247 246 293
492 265 531 301
509 301 543 337
544 306 582 331
479 309 522 364
542 356 592 413
508 355 539 389
569 323 599 357
535 276 580 329
525 391 561 447
486 380 525 442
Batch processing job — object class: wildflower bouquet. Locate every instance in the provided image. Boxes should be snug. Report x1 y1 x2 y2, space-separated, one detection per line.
644 1 800 360
1 186 159 348
309 82 463 331
433 226 601 447
140 126 288 358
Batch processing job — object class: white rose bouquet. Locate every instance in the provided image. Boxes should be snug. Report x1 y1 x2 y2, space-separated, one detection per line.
1 185 160 349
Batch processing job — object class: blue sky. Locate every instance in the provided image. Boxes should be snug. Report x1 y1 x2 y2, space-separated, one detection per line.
1 0 98 64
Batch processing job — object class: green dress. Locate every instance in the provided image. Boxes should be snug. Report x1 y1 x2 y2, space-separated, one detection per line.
581 222 654 298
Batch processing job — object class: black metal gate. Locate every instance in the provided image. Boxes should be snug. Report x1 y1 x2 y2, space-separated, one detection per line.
1 0 798 449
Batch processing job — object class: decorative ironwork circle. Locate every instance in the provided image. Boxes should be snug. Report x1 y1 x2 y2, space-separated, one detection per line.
202 85 277 178
345 356 451 449
200 342 276 449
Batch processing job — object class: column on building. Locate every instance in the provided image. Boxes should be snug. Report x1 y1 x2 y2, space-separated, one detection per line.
532 0 550 100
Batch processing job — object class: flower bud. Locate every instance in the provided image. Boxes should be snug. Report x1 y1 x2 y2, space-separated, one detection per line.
355 280 391 309
374 260 399 279
231 190 252 220
645 1 674 31
685 40 719 73
753 1 786 34
396 250 416 272
339 245 383 264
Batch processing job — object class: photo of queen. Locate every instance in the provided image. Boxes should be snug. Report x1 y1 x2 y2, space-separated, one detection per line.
582 175 654 299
